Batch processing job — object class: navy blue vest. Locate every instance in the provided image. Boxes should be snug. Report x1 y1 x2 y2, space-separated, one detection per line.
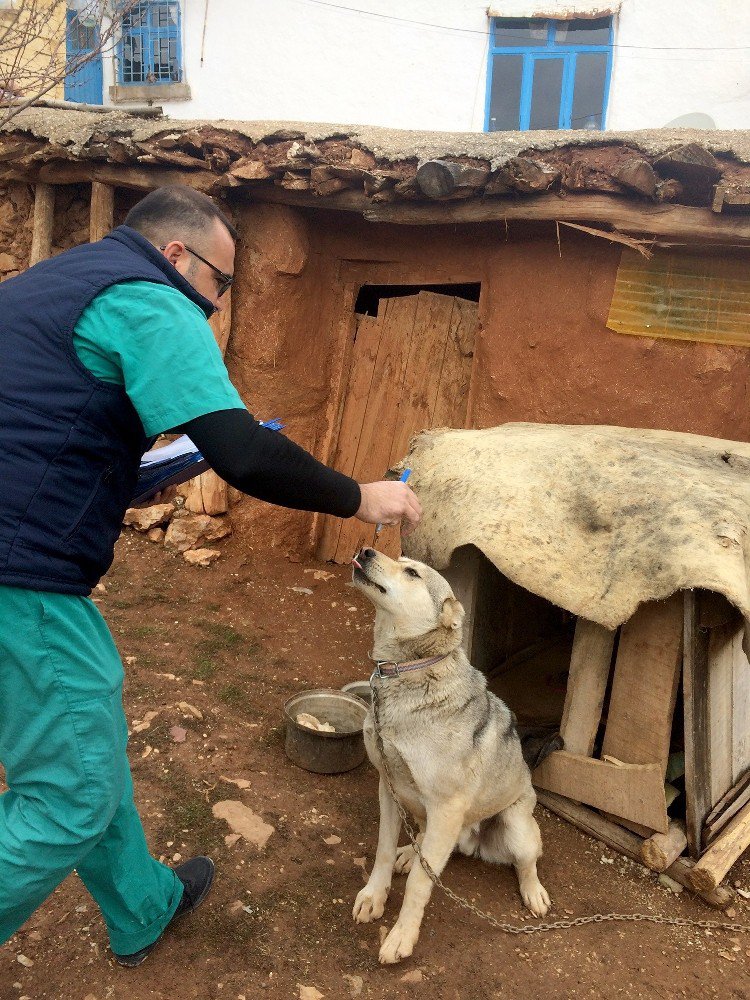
0 226 215 595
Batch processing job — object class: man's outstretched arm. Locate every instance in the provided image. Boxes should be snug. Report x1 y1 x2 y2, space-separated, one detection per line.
177 409 422 533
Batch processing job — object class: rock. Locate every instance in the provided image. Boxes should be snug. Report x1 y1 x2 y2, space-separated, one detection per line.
323 835 342 846
212 800 275 849
343 975 364 997
123 503 174 532
225 833 242 848
147 527 166 544
177 701 203 720
183 547 221 567
169 726 187 743
400 969 423 983
299 988 324 1000
0 252 18 272
131 710 159 733
15 954 33 967
164 514 212 552
220 775 252 789
94 582 107 594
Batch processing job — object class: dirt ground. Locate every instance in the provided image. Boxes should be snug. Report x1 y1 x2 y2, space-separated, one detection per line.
3 530 750 1000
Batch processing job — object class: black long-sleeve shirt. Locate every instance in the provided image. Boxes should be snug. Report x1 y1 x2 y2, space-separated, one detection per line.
177 409 361 518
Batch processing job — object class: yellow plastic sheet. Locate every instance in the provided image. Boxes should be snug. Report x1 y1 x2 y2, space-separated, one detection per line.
607 249 750 347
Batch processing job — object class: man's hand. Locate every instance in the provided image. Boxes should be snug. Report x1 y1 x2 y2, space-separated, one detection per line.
355 481 423 536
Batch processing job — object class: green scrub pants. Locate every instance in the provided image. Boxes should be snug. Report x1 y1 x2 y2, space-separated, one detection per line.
0 586 183 954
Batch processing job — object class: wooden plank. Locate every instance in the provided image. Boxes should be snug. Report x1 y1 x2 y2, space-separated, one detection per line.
29 182 55 265
601 595 682 776
684 591 712 857
537 790 733 909
89 180 114 242
254 186 750 245
705 782 750 847
708 618 736 805
559 619 615 757
431 296 478 429
690 798 750 892
533 750 669 833
731 620 750 784
441 545 482 661
332 295 419 562
704 769 750 832
319 313 382 558
387 291 456 469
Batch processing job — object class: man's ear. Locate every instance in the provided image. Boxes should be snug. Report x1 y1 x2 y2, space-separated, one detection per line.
439 596 464 631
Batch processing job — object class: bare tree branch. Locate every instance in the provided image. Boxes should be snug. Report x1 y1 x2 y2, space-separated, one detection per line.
0 0 140 128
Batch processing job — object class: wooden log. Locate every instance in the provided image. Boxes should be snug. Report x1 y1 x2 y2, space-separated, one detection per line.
89 181 114 242
415 160 489 199
537 790 734 909
533 750 669 833
614 159 658 199
654 143 723 185
559 619 615 757
641 820 688 872
29 182 55 265
690 798 750 893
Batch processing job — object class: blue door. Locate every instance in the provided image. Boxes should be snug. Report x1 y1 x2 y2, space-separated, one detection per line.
65 11 103 104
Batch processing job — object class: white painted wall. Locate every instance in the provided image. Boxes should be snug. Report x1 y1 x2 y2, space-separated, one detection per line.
102 0 750 131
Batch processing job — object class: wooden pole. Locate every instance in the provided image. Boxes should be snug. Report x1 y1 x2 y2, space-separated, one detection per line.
689 799 750 893
90 181 114 242
29 182 55 265
641 820 688 872
537 790 733 909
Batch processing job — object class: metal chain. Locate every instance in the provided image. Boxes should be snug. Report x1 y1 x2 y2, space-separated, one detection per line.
369 680 750 936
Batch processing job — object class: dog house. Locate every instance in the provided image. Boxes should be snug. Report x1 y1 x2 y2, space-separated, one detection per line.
401 422 750 907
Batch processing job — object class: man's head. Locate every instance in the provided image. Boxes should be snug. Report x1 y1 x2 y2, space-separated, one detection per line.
125 186 237 312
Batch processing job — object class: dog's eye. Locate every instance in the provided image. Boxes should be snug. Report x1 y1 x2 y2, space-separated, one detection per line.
404 567 421 579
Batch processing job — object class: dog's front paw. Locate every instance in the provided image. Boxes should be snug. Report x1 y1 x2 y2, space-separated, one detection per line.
521 880 551 918
394 844 416 875
353 883 388 923
378 921 418 964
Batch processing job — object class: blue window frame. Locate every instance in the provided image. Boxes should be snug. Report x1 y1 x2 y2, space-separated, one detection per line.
117 1 182 85
485 17 613 132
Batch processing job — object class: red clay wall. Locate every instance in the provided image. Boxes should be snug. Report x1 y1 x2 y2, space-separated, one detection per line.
224 204 750 556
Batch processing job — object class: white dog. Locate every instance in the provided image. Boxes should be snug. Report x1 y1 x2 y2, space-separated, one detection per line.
351 548 551 965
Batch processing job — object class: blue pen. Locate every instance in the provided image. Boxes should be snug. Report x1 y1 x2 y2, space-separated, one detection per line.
376 468 412 533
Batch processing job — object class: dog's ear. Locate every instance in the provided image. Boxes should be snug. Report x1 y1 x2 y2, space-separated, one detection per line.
439 596 464 631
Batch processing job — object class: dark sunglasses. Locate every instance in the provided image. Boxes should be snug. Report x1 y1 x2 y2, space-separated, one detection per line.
160 243 233 297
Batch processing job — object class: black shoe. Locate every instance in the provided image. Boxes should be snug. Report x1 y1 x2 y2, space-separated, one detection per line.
113 856 215 968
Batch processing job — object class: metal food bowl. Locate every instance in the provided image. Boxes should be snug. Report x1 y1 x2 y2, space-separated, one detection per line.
341 680 372 707
283 689 368 774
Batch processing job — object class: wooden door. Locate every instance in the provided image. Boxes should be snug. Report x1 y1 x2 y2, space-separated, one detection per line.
320 290 477 564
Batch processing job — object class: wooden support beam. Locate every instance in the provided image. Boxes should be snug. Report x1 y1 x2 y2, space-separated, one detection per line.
559 619 615 757
254 187 750 243
684 591 713 857
90 181 114 242
690 798 750 893
29 182 55 265
537 790 733 910
442 545 482 662
641 820 688 872
533 750 669 833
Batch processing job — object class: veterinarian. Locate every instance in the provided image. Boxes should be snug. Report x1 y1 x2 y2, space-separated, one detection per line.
0 186 422 967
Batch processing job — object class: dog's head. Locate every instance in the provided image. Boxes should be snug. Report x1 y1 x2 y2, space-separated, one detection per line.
352 548 464 658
